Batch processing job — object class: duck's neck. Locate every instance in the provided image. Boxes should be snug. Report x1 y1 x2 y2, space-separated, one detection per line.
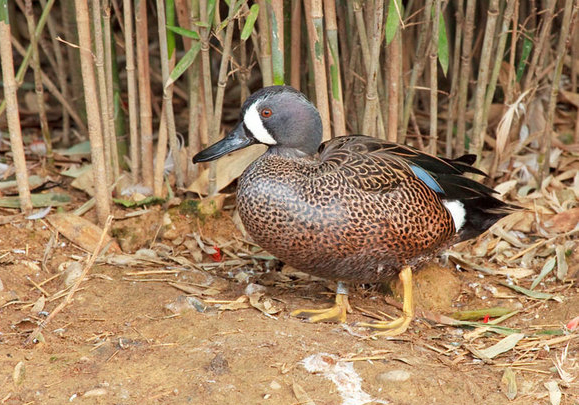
265 146 317 160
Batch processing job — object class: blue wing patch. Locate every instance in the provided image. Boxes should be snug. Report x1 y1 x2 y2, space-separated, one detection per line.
409 164 444 194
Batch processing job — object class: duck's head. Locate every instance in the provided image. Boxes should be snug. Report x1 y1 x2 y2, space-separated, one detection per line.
193 86 322 163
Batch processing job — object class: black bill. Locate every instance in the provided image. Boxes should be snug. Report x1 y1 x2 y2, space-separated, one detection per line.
193 122 256 163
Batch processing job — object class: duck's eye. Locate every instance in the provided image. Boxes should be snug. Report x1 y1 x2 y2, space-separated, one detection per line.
260 108 272 118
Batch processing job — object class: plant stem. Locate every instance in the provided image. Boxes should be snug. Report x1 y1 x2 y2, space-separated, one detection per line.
324 0 346 137
257 0 273 85
428 0 441 154
290 0 302 90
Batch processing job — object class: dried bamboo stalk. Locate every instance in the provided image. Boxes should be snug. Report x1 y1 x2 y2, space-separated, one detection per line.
324 0 346 137
123 0 140 183
445 0 463 157
304 0 331 140
74 0 111 225
0 5 32 213
103 0 120 185
271 0 284 85
290 0 302 90
455 0 476 155
187 0 201 181
504 0 518 105
134 0 154 188
40 0 69 146
92 0 113 185
156 0 184 188
401 0 433 138
362 0 384 138
428 0 441 155
24 0 53 164
540 0 577 181
469 0 499 159
257 0 273 86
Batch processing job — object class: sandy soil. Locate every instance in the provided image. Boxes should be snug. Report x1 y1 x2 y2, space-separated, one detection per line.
0 207 577 405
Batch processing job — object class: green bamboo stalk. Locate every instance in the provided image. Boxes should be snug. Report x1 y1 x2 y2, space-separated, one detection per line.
305 0 331 140
540 0 576 181
74 0 111 225
0 0 32 213
23 0 53 164
323 0 346 137
455 0 476 155
386 31 401 143
156 0 184 188
469 0 499 159
271 0 284 85
428 0 441 155
187 0 201 181
257 0 273 86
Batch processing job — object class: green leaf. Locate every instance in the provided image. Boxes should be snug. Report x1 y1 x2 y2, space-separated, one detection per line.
499 282 557 300
207 0 217 28
0 193 71 208
385 0 403 45
0 0 9 24
437 13 449 76
166 0 176 58
516 35 533 82
166 25 200 40
241 4 259 41
165 41 202 90
113 196 165 208
530 256 556 290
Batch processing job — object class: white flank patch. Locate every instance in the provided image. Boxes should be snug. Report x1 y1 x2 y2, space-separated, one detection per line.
443 200 466 231
244 103 277 145
302 353 387 405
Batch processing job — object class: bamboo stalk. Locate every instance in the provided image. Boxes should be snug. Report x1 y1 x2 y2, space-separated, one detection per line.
92 0 113 185
187 0 201 181
304 0 331 140
271 0 284 85
257 0 273 86
362 0 384 138
401 0 433 138
323 0 346 137
0 3 32 213
62 0 84 126
540 0 577 181
469 0 499 159
103 0 120 184
40 0 69 146
122 0 140 184
504 0 518 105
23 0 53 164
455 0 476 155
445 0 463 157
134 0 153 189
428 0 441 155
290 0 302 90
74 0 111 225
156 0 183 188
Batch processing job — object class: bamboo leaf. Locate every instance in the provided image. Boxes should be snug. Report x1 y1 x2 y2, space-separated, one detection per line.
166 41 202 89
241 4 259 41
0 193 71 208
437 13 449 76
499 282 557 301
0 0 9 24
385 0 402 45
530 256 556 290
478 333 525 359
166 0 176 58
516 35 533 82
166 25 200 40
207 0 217 28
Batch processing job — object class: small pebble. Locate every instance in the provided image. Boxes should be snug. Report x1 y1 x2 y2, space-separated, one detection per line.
245 283 266 295
61 262 83 288
375 369 411 383
269 380 281 390
83 388 107 397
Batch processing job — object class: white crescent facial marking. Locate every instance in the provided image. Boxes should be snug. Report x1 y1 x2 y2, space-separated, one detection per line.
244 103 277 145
443 200 466 231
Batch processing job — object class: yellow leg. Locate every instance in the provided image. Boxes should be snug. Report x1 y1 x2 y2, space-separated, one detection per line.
291 282 351 323
359 266 414 336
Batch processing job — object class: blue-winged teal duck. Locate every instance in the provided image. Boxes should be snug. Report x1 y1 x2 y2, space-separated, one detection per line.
194 86 513 336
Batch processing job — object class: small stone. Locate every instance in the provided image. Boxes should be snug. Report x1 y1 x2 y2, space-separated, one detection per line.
0 277 4 292
375 369 411 383
166 296 209 314
245 283 266 295
83 388 107 397
269 380 281 390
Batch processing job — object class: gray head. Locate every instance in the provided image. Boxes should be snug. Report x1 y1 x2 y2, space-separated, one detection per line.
193 86 323 163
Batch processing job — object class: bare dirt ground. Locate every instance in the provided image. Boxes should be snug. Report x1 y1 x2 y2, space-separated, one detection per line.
0 206 577 405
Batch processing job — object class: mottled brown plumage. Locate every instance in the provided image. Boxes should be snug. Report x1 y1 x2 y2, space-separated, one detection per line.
194 86 513 334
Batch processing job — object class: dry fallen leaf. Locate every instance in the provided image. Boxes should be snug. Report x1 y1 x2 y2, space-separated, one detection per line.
47 213 121 254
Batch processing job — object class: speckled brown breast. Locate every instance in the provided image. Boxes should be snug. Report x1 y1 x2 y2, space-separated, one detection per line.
237 150 456 283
